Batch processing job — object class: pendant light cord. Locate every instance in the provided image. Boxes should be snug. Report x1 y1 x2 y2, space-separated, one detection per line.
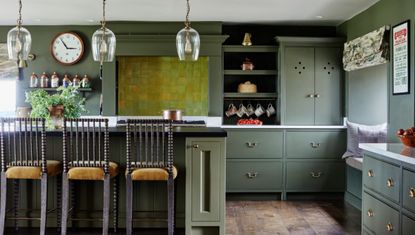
101 0 106 29
17 0 22 27
100 0 107 66
185 0 190 29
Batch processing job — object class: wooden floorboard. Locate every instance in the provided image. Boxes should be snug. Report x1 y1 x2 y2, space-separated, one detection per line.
4 200 361 234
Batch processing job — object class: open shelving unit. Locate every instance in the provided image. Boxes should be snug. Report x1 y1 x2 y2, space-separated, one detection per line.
222 45 279 125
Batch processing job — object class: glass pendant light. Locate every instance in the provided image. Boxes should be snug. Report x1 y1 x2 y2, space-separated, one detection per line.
7 0 31 68
92 0 116 65
176 0 200 61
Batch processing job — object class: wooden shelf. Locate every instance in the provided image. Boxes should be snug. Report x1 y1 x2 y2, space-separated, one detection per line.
223 45 277 53
26 87 92 92
224 70 277 75
224 93 278 99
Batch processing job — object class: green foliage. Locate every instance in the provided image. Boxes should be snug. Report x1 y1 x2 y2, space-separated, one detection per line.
25 86 86 128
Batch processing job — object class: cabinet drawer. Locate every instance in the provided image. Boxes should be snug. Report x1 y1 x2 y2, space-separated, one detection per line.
226 131 283 159
403 169 415 213
403 215 415 235
226 160 283 192
286 131 345 159
363 192 399 235
363 156 400 203
285 161 345 191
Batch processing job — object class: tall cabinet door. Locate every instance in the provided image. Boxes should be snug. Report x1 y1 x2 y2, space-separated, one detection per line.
284 47 315 125
314 47 342 125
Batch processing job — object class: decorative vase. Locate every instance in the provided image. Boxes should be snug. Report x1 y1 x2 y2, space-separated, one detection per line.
48 105 64 129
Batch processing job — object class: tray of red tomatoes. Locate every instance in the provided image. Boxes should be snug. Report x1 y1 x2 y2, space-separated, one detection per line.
237 119 263 125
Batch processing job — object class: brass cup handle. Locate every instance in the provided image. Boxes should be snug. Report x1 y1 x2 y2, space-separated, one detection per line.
387 178 395 188
410 188 415 198
246 142 258 148
192 144 199 149
310 142 320 148
246 172 258 179
310 172 323 178
386 222 393 232
367 209 374 217
368 169 374 177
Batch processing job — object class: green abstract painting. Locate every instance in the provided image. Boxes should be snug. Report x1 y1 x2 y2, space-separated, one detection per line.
118 56 209 116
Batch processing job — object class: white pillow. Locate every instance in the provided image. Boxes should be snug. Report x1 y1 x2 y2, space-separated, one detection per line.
342 121 387 158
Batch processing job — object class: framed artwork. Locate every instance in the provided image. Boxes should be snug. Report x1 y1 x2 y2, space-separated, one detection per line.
392 20 410 95
0 43 18 80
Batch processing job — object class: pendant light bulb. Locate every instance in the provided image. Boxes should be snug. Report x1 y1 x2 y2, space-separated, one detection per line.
176 0 200 61
15 38 22 54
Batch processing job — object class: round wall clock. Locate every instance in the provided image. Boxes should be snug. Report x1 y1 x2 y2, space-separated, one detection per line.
51 32 84 65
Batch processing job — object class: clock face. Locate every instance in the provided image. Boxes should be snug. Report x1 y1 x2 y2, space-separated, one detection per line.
51 32 84 65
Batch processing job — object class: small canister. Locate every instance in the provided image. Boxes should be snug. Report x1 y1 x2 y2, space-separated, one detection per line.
62 74 72 88
72 74 81 87
29 72 39 88
40 72 49 88
51 72 60 88
81 75 90 88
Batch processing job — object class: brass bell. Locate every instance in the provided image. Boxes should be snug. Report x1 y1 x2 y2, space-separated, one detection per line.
242 33 252 46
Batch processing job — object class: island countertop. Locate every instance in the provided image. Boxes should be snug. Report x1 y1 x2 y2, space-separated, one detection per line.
45 126 227 138
359 143 415 167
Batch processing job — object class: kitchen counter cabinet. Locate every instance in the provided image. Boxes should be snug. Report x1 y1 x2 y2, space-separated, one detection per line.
5 127 226 234
360 143 415 235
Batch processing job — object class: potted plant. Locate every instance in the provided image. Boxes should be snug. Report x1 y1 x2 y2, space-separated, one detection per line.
25 86 86 129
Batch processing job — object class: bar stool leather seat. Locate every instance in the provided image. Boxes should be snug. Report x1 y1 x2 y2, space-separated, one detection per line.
130 166 178 181
5 160 62 179
67 162 119 180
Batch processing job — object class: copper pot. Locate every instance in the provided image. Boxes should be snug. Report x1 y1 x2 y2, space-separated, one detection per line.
162 109 183 121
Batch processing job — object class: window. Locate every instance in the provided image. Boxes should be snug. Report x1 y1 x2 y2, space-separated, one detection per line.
0 81 16 116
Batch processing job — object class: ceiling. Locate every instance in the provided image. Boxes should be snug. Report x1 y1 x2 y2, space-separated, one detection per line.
0 0 379 26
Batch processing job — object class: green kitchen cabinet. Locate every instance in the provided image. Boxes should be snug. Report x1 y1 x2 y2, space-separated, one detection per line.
403 215 415 235
403 169 415 213
226 130 283 159
185 138 226 235
276 37 344 125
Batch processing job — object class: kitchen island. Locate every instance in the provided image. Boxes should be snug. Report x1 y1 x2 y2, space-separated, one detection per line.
360 143 415 234
9 126 226 235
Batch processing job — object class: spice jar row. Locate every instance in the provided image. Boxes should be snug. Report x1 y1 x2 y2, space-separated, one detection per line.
29 72 91 88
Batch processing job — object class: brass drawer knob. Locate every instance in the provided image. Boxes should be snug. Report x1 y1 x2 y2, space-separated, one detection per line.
367 209 374 217
387 178 395 188
307 94 314 98
246 142 258 148
246 172 258 179
409 188 415 198
386 222 393 232
314 94 320 98
310 142 321 148
368 169 374 177
310 172 323 178
192 144 199 149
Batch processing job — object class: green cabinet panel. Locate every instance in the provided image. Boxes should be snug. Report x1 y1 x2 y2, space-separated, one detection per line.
314 47 342 125
362 192 399 235
226 130 283 159
285 161 345 191
190 141 222 222
403 169 415 213
286 131 346 159
363 156 400 203
226 160 283 192
402 215 415 235
284 47 315 125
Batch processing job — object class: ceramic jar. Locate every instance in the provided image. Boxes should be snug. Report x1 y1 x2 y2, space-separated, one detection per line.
72 74 81 87
81 75 90 88
29 72 39 88
62 74 72 88
40 72 49 88
51 72 60 88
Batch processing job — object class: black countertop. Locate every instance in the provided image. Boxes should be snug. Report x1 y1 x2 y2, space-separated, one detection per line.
46 126 227 138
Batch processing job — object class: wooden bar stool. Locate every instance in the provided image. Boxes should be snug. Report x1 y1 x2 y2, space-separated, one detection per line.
60 118 119 235
0 117 62 235
125 119 177 235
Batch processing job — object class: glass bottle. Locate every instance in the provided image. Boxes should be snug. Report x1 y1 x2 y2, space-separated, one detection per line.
62 74 72 88
72 74 81 87
81 75 90 88
29 72 38 88
51 72 59 88
40 72 49 88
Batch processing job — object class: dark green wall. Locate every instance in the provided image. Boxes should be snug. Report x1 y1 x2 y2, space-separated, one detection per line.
338 0 415 141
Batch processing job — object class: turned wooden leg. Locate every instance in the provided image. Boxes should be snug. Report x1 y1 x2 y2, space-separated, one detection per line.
113 175 119 233
12 179 19 231
167 177 175 235
0 172 7 235
102 175 110 235
40 174 48 235
60 174 69 235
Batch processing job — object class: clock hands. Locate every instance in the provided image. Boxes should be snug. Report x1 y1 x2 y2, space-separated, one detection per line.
60 38 69 49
